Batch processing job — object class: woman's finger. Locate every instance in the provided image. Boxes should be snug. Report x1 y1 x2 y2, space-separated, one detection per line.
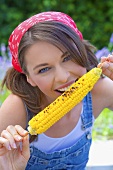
107 55 113 62
15 125 28 137
101 54 113 63
6 125 27 142
0 137 11 151
1 130 17 149
98 61 113 80
102 61 113 71
100 56 109 63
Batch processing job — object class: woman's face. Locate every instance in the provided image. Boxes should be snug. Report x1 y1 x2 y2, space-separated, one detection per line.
25 41 86 103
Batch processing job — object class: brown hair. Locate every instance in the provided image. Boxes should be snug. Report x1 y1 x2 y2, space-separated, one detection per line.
2 21 98 140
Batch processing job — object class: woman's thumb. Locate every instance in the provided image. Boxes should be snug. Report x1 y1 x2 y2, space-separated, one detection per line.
22 134 30 160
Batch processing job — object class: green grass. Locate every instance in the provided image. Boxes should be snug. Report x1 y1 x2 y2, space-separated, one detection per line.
0 85 113 140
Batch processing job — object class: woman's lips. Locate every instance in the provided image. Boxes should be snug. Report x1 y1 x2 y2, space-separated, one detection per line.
55 79 78 92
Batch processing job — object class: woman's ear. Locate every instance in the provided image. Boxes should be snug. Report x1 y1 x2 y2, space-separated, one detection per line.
26 75 36 87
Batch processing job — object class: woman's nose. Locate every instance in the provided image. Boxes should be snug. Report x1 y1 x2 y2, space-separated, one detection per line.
55 67 70 83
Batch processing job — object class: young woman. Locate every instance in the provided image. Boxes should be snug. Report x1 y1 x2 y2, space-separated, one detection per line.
0 11 113 170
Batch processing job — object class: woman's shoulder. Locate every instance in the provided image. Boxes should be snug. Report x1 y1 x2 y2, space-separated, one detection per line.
1 93 24 108
0 94 27 130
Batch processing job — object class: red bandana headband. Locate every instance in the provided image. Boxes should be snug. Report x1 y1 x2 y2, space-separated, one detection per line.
9 11 83 73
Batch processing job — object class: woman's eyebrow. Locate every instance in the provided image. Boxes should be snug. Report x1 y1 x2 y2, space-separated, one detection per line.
33 51 68 70
33 63 48 70
61 51 68 58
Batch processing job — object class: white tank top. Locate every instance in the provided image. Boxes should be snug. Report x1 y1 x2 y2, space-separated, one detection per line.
30 109 95 153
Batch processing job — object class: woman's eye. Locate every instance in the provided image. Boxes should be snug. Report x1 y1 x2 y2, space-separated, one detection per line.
63 55 71 62
39 67 50 73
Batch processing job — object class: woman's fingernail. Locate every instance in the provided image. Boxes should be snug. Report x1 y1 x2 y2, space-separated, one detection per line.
16 136 22 141
98 63 103 68
24 131 28 135
7 145 11 150
12 143 17 149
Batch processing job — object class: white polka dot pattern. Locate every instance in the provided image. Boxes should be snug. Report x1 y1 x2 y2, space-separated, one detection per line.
9 11 83 73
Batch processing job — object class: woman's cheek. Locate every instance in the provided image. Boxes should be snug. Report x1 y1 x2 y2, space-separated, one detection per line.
35 78 52 94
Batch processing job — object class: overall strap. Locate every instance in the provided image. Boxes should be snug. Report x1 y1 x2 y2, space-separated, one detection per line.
81 92 93 130
24 103 34 130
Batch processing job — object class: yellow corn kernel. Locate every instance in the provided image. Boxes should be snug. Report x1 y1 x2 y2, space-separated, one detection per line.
28 67 102 135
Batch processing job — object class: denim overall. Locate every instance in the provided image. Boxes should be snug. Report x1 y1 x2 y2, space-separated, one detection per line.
25 92 93 170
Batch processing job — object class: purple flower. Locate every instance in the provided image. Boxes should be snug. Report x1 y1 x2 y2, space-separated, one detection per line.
1 43 6 52
110 33 113 44
109 124 113 129
0 55 12 80
0 56 3 62
95 47 110 61
7 47 12 59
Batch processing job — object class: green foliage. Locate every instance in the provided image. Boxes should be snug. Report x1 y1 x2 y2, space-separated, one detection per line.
0 0 113 50
0 84 10 106
92 108 113 140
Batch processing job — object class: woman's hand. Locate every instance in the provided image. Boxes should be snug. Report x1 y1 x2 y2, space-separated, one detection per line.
98 53 113 80
0 125 30 170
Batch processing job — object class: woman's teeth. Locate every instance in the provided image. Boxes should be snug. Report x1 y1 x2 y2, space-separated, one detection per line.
57 85 70 92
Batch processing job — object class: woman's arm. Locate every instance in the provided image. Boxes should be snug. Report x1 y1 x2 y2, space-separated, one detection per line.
92 53 113 118
0 94 30 170
0 94 27 133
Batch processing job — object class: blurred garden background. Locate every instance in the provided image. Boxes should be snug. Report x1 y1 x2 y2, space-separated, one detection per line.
0 0 113 140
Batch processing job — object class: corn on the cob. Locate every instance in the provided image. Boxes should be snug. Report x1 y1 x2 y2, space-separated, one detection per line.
28 67 102 135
